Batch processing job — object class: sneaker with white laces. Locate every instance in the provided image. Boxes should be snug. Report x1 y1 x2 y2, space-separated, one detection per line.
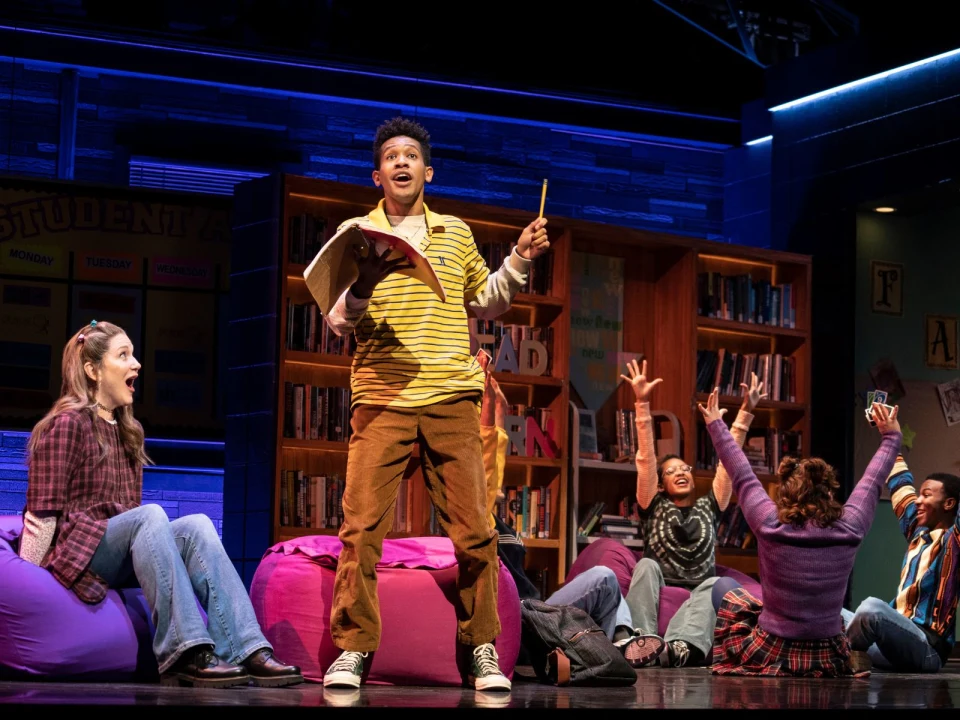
659 640 692 668
323 650 367 688
614 632 665 668
470 643 511 691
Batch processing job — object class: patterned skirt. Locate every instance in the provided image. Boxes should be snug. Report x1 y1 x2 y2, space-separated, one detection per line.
711 588 867 678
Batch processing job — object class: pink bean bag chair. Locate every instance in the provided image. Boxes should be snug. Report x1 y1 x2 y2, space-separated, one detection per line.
567 537 763 637
250 534 521 686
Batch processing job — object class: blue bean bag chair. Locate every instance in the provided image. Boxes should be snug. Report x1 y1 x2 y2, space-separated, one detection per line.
0 515 159 681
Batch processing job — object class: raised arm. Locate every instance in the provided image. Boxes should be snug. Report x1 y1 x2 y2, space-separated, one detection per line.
621 359 663 510
843 403 903 535
467 218 548 320
713 372 765 512
886 454 920 540
700 388 777 530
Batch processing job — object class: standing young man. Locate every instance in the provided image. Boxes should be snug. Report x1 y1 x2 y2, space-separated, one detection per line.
321 116 549 691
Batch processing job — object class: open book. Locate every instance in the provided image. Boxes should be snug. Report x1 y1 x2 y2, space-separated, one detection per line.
302 222 447 316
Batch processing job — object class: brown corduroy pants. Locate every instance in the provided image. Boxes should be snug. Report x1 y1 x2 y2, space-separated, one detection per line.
329 393 501 651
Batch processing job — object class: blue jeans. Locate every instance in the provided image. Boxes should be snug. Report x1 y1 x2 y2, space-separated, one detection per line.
842 597 942 673
546 566 633 640
89 504 271 674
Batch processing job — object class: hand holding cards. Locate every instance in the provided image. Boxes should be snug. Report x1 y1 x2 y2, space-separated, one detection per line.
865 390 895 426
866 393 900 433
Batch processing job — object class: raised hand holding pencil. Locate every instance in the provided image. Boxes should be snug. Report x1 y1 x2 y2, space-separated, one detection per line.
517 178 550 260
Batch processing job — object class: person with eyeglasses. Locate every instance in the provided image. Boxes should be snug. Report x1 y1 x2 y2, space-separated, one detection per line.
620 360 766 668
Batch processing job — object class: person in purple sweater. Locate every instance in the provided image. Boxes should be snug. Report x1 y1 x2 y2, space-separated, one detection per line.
698 388 902 677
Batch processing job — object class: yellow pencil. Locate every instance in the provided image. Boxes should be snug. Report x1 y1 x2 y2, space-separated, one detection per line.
538 178 548 219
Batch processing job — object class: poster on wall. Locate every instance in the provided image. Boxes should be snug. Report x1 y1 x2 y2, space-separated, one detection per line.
569 252 640 411
0 180 231 433
936 378 960 427
870 260 903 316
925 314 958 370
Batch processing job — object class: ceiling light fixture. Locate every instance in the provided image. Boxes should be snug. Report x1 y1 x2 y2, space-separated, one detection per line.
874 207 896 213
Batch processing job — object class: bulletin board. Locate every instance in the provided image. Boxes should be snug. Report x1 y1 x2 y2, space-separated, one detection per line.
0 178 231 438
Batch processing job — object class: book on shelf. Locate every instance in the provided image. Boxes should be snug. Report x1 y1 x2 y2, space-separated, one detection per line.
695 425 802 475
495 485 552 539
695 348 797 402
697 271 795 328
283 382 352 441
303 222 446 316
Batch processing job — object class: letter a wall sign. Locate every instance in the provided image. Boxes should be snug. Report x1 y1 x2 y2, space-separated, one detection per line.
871 260 903 316
926 315 959 370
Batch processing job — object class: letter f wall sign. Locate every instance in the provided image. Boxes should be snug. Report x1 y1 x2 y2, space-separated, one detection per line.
871 260 903 316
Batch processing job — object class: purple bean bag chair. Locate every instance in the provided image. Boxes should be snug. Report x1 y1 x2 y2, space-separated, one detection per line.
250 534 521 686
567 537 763 637
0 515 159 681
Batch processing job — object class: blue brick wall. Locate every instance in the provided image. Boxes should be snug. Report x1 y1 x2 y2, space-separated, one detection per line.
0 57 737 242
0 430 223 535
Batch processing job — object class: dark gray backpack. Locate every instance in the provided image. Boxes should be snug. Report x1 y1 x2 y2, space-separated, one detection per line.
519 598 637 686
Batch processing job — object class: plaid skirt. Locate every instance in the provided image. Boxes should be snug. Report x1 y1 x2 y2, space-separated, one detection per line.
711 588 867 678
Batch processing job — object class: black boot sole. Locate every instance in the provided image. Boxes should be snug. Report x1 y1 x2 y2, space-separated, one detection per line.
160 672 251 689
248 674 305 688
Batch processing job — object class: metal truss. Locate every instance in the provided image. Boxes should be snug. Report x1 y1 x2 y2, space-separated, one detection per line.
650 0 860 68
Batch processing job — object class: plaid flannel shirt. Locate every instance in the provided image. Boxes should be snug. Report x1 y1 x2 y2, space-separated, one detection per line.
25 410 142 604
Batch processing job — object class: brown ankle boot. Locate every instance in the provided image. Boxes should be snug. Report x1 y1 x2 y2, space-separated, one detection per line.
241 649 304 688
161 646 250 688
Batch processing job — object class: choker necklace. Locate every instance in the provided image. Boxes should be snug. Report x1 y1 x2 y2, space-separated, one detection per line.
96 401 115 416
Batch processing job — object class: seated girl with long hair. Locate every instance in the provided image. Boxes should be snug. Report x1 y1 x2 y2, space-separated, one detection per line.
698 387 902 677
18 320 302 688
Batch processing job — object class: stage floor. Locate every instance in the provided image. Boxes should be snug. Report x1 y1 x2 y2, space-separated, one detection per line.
1 662 958 710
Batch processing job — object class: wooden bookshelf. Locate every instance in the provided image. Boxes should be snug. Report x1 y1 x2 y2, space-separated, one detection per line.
563 227 812 582
231 173 809 589
244 174 571 594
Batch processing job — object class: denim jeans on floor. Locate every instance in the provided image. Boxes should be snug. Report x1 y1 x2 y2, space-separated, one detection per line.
89 504 271 674
545 566 633 640
842 596 942 673
625 557 720 657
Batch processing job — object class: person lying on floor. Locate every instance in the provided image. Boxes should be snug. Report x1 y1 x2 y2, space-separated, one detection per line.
624 360 764 668
841 452 960 673
700 391 902 677
478 356 663 668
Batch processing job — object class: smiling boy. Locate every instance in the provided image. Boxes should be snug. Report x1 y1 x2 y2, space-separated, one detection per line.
320 116 549 691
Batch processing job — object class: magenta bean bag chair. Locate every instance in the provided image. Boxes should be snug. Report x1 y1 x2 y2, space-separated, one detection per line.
567 537 763 637
0 515 159 681
250 534 521 686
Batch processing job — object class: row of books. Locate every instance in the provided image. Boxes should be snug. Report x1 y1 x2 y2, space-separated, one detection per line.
279 470 343 529
576 501 641 541
478 241 554 296
469 319 556 377
494 485 552 539
694 424 803 475
697 271 795 328
285 299 356 356
696 349 797 403
715 503 755 549
288 212 328 265
282 382 352 442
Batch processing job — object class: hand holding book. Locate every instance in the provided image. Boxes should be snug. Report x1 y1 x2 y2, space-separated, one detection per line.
351 238 413 299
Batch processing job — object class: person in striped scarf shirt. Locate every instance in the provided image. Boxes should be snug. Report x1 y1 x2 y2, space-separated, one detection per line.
842 454 960 672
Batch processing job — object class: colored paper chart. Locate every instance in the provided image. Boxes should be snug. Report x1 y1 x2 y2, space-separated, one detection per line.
569 252 626 411
0 182 230 432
